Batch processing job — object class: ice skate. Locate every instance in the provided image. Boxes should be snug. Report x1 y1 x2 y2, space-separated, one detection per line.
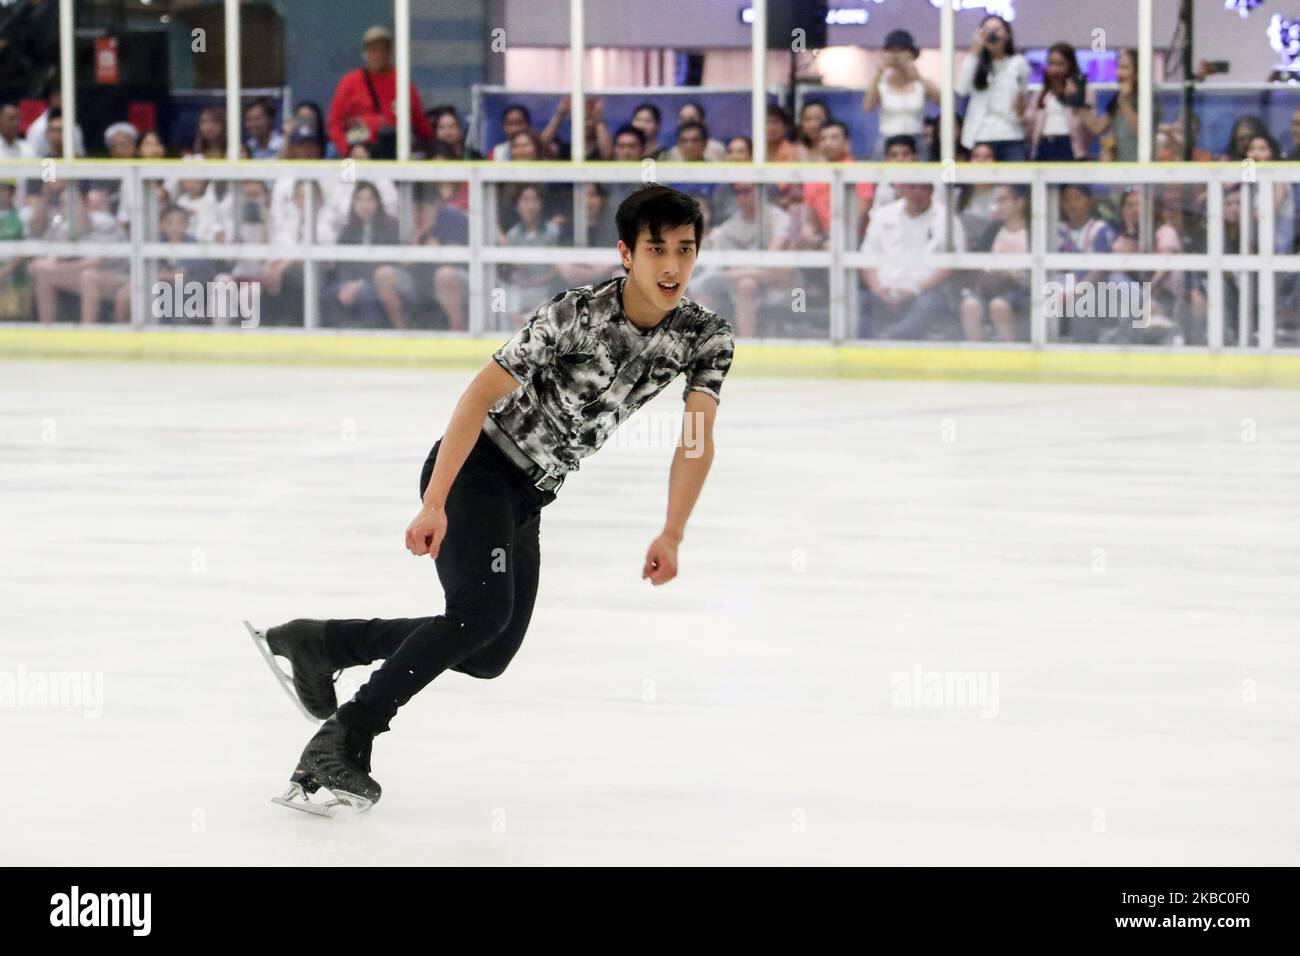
271 716 381 817
245 619 339 721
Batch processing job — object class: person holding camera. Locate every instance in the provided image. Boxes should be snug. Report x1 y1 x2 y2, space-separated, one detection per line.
1025 42 1095 161
956 15 1029 162
326 26 432 159
862 30 938 160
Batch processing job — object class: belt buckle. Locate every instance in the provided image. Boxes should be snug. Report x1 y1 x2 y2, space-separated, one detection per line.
533 471 561 493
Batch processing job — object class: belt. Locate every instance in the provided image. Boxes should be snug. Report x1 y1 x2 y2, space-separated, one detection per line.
482 416 565 494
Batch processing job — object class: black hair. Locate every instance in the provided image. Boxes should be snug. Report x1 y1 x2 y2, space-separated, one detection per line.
1039 42 1082 108
160 204 188 220
681 100 706 121
727 135 753 157
47 106 62 121
800 98 828 119
502 103 532 125
1223 115 1267 160
613 124 646 148
632 102 662 126
973 15 1016 92
676 120 709 144
820 120 849 139
766 103 793 129
1246 129 1282 160
615 184 704 255
293 101 328 148
244 97 274 119
883 133 917 155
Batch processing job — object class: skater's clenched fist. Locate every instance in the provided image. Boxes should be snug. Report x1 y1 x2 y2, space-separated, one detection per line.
642 532 680 586
406 505 447 559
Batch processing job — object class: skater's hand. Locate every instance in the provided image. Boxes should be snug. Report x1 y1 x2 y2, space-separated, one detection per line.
642 532 680 586
406 505 447 559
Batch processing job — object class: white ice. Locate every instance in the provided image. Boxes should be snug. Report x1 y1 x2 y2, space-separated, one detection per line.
1 358 1297 865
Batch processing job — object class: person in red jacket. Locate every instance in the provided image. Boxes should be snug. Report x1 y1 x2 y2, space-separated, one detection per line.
327 25 433 159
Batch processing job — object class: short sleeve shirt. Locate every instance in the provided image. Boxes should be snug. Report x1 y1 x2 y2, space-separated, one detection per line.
490 277 735 477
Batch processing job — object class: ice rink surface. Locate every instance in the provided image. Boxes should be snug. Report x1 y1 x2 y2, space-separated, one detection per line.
2 358 1297 865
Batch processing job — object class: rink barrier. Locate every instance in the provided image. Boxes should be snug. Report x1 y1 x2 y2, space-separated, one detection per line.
1 159 1297 384
3 325 1299 388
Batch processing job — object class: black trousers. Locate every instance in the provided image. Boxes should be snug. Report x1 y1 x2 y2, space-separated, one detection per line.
329 428 557 734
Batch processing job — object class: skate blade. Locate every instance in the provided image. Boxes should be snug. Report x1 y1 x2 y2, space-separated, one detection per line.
271 782 373 818
244 619 318 724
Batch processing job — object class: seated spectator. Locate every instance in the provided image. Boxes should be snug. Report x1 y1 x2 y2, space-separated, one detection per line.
1025 42 1095 161
497 130 569 239
410 184 471 330
1155 114 1211 161
1219 115 1268 163
801 121 874 248
956 142 999 240
693 182 795 337
132 204 217 325
277 102 334 159
664 121 719 211
243 98 283 159
261 180 336 327
323 181 413 329
661 102 726 161
870 133 919 210
1052 183 1118 342
630 103 665 159
859 182 965 340
501 183 562 325
428 104 483 161
489 104 532 161
765 104 798 162
184 107 226 160
0 102 33 159
1287 107 1300 161
863 30 938 159
540 95 612 160
794 100 828 161
556 183 621 288
327 25 432 159
138 129 166 159
1245 132 1297 254
29 185 128 324
0 179 28 319
960 185 1030 341
175 173 232 244
23 84 84 158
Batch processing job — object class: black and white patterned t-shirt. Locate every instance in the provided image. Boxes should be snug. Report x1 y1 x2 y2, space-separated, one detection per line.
488 276 735 477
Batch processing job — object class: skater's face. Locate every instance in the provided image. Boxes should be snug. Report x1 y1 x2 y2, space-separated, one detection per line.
620 223 697 313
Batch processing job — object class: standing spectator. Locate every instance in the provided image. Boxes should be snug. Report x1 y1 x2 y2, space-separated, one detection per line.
765 104 798 162
1286 106 1300 161
630 103 665 159
662 102 726 161
800 121 874 248
859 182 965 340
956 15 1029 161
1081 49 1141 162
243 98 283 159
960 185 1030 341
489 104 532 161
324 181 413 329
1025 42 1095 161
1155 113 1211 162
1245 132 1297 254
795 99 828 161
863 30 938 159
326 26 433 159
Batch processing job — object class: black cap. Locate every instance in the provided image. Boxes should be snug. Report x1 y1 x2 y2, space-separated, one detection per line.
883 29 918 55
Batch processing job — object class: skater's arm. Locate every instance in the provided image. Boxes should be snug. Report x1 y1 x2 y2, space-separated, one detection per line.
643 390 718 586
406 360 520 558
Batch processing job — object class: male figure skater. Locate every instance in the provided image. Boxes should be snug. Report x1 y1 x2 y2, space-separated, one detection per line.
248 185 734 814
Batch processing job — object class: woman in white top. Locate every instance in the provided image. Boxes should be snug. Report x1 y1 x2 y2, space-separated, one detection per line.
955 15 1029 162
863 30 938 160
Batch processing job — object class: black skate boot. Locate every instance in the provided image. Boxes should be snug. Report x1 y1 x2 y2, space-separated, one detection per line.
272 716 381 816
244 619 339 721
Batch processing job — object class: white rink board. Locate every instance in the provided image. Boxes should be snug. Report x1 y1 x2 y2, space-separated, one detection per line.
1 360 1297 866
